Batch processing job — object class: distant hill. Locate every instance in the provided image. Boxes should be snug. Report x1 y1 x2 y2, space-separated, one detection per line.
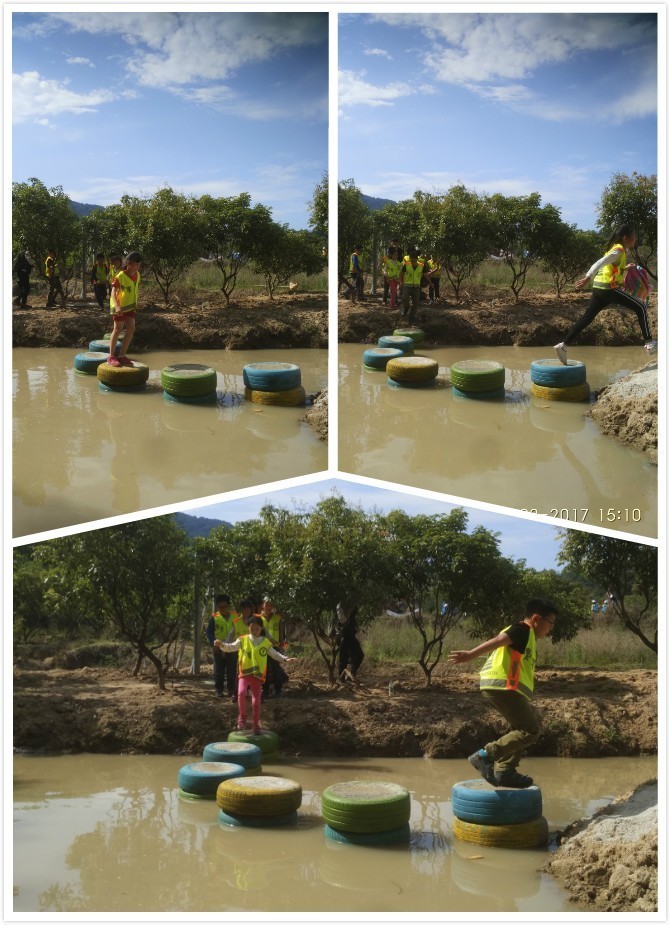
361 194 397 211
174 512 231 540
69 200 105 217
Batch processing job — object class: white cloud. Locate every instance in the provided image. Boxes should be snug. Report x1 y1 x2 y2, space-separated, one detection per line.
364 47 392 61
13 71 115 124
66 56 94 67
339 69 413 108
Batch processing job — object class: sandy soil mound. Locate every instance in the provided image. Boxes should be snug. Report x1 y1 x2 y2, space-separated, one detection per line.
546 780 657 912
589 363 658 462
302 387 328 441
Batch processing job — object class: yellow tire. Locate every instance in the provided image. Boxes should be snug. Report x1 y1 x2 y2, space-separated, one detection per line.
97 362 150 389
531 382 590 402
386 356 438 382
244 386 306 406
216 775 302 816
453 815 548 848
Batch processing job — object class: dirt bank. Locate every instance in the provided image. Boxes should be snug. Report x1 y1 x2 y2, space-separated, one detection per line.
302 387 328 441
13 657 657 759
589 362 658 463
339 289 658 348
12 290 328 350
546 780 658 912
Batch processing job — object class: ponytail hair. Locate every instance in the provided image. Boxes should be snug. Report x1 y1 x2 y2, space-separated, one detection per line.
606 224 636 249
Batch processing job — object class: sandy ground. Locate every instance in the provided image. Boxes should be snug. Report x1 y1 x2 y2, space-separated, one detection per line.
589 363 658 462
545 779 658 912
302 387 328 441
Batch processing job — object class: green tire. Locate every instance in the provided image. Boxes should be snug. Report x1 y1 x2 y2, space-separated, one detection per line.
393 327 425 344
449 360 506 392
161 364 218 397
227 729 279 755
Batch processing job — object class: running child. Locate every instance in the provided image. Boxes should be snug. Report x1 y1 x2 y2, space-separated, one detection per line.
448 597 558 789
214 616 296 735
554 224 656 364
108 251 142 367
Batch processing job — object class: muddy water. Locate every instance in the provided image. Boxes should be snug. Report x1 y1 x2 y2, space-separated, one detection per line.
339 345 657 538
12 348 327 537
13 754 655 914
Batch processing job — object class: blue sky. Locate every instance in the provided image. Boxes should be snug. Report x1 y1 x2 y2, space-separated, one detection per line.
339 12 658 230
187 478 567 572
12 12 327 228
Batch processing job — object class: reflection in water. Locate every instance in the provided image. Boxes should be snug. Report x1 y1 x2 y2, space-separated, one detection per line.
14 754 655 914
13 348 327 536
339 345 657 537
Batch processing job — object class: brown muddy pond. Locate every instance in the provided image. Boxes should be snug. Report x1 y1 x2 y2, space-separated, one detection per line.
13 754 655 914
13 348 327 538
338 345 657 538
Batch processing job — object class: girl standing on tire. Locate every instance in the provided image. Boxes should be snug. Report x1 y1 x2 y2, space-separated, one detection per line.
554 225 656 364
108 251 142 368
215 616 296 735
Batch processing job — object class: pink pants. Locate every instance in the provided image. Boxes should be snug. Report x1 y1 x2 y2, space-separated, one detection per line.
237 675 262 729
388 278 399 310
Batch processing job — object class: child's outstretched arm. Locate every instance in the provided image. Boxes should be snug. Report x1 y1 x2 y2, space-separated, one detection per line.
448 631 512 664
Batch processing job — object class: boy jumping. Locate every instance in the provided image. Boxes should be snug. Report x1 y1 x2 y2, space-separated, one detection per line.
448 597 558 789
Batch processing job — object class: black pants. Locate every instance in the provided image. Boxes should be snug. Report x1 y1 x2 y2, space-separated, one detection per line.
339 638 364 677
16 273 30 306
564 287 652 345
93 283 107 310
47 277 65 307
213 647 237 695
383 278 389 303
402 286 420 324
430 277 440 300
263 658 288 695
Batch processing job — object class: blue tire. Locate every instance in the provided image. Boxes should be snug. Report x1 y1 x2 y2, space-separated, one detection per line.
218 809 298 828
177 761 246 797
74 351 108 373
324 823 411 845
451 779 542 825
163 390 218 405
362 347 404 369
452 387 505 400
242 362 301 392
530 359 586 387
89 339 120 355
203 741 262 769
378 335 414 353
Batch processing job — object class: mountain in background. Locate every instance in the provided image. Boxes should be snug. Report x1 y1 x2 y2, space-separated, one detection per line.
174 512 231 539
361 194 396 211
69 200 104 217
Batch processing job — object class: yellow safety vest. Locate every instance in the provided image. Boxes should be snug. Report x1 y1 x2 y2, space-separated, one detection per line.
479 624 537 701
593 244 626 290
402 260 425 287
232 616 250 638
91 263 108 283
45 256 58 279
213 610 237 640
384 258 401 280
238 634 272 680
111 269 140 313
264 612 282 644
428 259 442 278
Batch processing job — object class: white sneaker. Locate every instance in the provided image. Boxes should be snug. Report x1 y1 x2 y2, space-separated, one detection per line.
554 342 568 365
643 340 657 355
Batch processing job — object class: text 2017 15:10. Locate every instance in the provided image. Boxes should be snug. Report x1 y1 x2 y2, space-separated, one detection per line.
521 508 642 523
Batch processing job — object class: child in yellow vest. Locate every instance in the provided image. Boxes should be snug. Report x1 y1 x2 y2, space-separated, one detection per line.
215 616 296 734
448 597 558 789
90 253 109 310
108 251 142 367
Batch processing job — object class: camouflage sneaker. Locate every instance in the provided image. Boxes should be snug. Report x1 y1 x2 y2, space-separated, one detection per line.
468 750 496 785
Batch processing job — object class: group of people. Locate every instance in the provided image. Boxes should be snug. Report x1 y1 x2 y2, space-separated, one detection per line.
345 223 657 358
591 591 616 614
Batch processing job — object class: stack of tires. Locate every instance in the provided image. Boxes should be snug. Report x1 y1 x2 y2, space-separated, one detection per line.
450 359 506 400
161 363 218 404
243 362 305 407
362 347 404 371
451 779 548 848
386 356 439 389
73 351 109 376
393 326 425 346
378 335 414 356
321 780 411 845
203 741 263 775
217 775 302 828
97 361 150 392
227 728 279 758
177 761 246 800
530 359 589 402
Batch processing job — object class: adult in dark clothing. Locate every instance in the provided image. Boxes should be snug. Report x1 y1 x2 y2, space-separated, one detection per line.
205 594 238 699
14 252 33 307
336 603 364 680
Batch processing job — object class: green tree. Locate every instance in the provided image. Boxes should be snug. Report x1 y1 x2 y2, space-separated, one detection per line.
338 180 373 293
307 171 328 244
541 224 604 298
35 516 194 688
123 187 205 303
427 185 495 300
558 533 657 652
82 203 130 260
597 172 657 280
13 548 51 644
199 193 275 305
488 192 565 301
253 226 325 298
